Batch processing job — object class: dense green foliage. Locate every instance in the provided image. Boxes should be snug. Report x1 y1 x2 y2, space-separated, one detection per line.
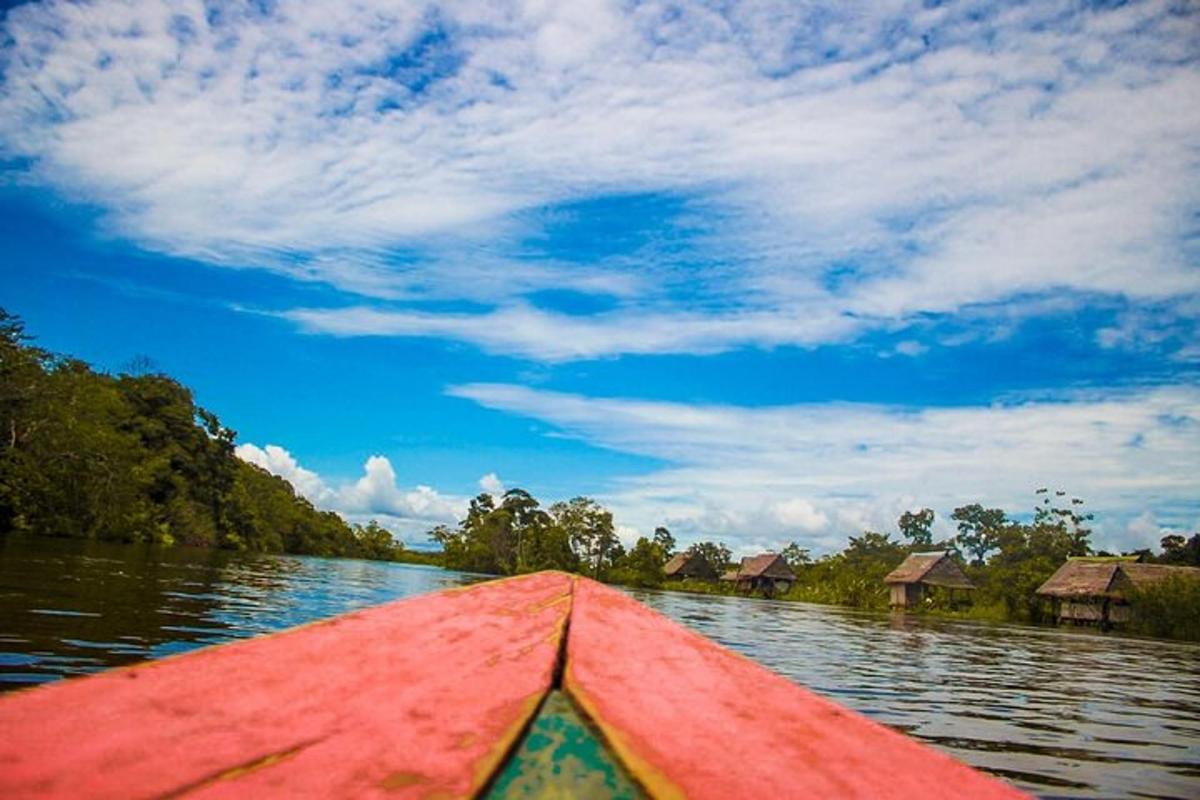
1158 533 1200 566
785 530 911 608
430 491 728 587
431 489 645 580
1126 576 1200 641
0 309 407 561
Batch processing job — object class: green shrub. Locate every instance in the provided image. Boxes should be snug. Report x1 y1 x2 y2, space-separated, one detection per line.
1127 576 1200 641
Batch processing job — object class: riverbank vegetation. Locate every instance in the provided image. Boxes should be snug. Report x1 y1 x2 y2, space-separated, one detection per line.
426 481 1199 640
0 309 408 562
428 490 683 585
1125 575 1200 641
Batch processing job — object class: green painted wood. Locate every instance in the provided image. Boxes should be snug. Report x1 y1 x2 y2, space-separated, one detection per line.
485 690 644 799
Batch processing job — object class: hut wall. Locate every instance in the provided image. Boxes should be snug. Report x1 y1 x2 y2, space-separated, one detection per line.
889 583 924 608
1109 604 1132 624
1059 600 1106 622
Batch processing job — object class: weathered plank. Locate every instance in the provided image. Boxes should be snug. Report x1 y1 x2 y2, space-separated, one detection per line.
564 578 1028 799
0 571 573 799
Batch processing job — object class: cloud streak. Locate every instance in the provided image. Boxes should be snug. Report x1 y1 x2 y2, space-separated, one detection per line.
2 0 1198 359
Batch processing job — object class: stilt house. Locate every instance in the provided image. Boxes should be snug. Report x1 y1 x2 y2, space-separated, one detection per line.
729 554 795 597
884 551 973 608
663 552 718 581
1036 557 1200 626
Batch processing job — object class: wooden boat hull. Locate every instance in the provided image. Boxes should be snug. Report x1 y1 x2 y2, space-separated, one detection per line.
0 572 1025 798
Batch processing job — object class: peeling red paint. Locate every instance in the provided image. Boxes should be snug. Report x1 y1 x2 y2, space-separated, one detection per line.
0 572 1029 799
0 572 573 799
565 578 1029 799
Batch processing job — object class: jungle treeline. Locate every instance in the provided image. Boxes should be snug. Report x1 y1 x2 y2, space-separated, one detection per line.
670 497 1200 640
426 480 1199 640
0 309 405 561
427 490 681 586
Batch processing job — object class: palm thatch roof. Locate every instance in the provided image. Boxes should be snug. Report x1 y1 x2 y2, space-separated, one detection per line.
884 552 973 589
663 552 717 579
1120 563 1200 587
1037 558 1200 598
1035 560 1121 598
735 554 795 581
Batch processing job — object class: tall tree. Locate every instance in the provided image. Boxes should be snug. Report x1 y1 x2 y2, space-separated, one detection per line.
1033 488 1093 556
652 526 676 558
951 504 1008 565
552 496 618 579
898 508 935 547
781 541 812 568
1160 533 1200 566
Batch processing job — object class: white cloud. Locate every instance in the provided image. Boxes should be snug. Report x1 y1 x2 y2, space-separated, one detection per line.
1118 510 1167 553
615 524 642 547
478 472 504 495
337 455 462 522
235 445 464 541
448 382 1200 553
235 443 333 506
2 1 1197 359
281 303 859 361
890 340 929 358
772 498 830 533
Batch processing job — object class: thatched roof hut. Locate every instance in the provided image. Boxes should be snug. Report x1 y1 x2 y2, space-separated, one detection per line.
1037 557 1200 625
884 552 973 608
1036 558 1130 599
663 552 718 581
728 554 795 597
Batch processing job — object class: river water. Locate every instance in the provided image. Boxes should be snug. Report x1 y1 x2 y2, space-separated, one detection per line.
1 538 1197 798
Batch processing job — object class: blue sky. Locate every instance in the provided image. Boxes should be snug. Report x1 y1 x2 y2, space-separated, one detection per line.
1 0 1197 553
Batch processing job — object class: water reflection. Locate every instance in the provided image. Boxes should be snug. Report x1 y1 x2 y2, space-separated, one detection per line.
0 536 477 683
2 537 1198 798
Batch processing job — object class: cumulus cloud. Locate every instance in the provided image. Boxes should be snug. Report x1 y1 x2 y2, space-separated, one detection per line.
235 443 333 505
478 472 504 495
448 382 1200 553
235 444 464 540
1118 511 1167 554
2 0 1197 359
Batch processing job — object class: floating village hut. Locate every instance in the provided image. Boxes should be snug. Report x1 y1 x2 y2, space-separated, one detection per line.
884 551 974 608
663 552 718 581
1036 557 1200 626
721 554 796 597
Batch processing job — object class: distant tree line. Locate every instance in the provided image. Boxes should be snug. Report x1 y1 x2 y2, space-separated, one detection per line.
428 490 743 587
0 309 408 561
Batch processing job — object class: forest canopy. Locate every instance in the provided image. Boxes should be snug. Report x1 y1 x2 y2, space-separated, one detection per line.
0 308 403 561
